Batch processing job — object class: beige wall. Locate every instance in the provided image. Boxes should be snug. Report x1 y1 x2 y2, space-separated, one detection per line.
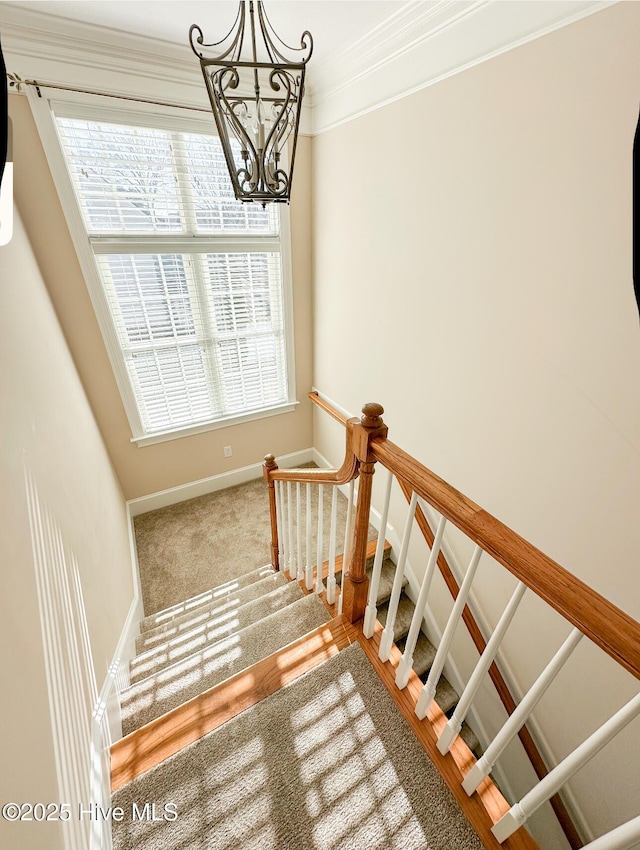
312 3 640 845
0 210 134 849
10 95 314 500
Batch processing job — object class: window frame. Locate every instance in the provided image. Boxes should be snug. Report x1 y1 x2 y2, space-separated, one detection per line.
28 89 298 446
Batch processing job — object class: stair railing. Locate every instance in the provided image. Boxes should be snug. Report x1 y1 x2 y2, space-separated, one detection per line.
263 401 387 621
265 392 640 850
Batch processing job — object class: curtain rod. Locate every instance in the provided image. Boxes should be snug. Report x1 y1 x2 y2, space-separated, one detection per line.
6 73 209 114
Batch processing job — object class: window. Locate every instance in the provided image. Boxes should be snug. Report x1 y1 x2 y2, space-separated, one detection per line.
52 109 295 444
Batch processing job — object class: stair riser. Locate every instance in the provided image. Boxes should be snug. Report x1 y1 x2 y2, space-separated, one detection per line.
140 565 275 631
130 582 304 684
121 593 331 736
136 573 288 652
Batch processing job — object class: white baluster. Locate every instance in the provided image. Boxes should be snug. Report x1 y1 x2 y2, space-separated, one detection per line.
327 486 338 605
492 692 640 843
463 627 584 795
305 483 313 590
379 491 418 662
276 480 285 572
364 468 393 639
315 484 324 594
397 510 447 692
580 816 640 850
338 479 355 616
287 481 294 578
438 581 527 754
296 481 303 581
414 545 482 714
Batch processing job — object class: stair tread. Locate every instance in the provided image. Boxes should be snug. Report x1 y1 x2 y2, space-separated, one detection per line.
377 594 415 641
112 642 487 850
432 676 460 716
140 565 276 631
121 592 330 735
130 580 305 684
397 631 437 679
136 571 288 652
459 722 482 757
371 557 407 605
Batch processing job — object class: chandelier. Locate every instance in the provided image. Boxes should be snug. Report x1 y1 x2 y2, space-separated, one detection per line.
189 2 313 205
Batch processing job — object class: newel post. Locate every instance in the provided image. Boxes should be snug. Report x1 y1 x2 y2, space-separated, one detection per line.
263 454 279 571
342 403 388 623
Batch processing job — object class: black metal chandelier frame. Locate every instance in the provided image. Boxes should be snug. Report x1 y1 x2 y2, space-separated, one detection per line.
189 2 313 205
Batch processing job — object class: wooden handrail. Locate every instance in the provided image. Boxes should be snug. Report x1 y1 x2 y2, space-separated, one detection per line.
268 410 358 486
272 393 639 846
304 392 640 849
372 437 640 681
395 476 583 850
264 399 388 622
308 389 349 426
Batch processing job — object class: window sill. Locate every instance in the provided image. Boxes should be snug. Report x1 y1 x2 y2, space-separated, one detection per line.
131 401 300 447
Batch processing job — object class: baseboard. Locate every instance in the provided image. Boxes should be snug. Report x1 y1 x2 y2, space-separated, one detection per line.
127 449 315 517
104 449 314 734
91 510 143 850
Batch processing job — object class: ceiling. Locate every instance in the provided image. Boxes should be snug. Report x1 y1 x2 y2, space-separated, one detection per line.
7 1 411 87
2 1 615 133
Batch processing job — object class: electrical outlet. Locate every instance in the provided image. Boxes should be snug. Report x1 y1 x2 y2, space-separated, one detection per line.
223 446 232 458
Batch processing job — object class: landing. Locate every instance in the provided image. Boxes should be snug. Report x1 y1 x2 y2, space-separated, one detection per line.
133 478 273 615
133 470 374 617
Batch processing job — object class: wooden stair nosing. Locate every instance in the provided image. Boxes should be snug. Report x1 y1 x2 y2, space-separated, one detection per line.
110 615 358 792
308 537 390 582
293 538 391 617
355 621 541 850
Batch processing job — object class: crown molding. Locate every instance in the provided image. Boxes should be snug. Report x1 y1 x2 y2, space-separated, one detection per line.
310 0 617 134
1 1 618 138
0 4 315 133
0 5 198 86
310 0 483 105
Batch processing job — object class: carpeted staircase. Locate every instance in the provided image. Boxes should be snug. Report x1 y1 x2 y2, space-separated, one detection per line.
380 616 481 756
114 642 485 850
113 547 485 849
120 575 330 735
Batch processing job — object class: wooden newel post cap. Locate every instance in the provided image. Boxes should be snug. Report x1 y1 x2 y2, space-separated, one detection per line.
263 453 278 470
360 403 384 429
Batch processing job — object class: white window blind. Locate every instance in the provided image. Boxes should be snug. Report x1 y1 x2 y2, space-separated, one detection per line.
54 114 292 441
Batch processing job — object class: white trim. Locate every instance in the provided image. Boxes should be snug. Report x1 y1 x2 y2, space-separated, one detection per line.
133 401 299 448
127 448 314 516
311 0 486 105
310 0 616 134
27 88 299 446
279 204 297 411
50 93 215 133
90 503 144 850
26 87 146 437
2 1 616 139
91 237 282 255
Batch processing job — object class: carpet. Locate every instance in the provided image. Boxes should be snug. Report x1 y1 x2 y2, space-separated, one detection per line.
120 592 331 735
113 643 484 850
134 471 377 617
134 477 274 617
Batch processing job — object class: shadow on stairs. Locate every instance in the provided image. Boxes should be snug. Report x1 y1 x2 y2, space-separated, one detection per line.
110 551 539 850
